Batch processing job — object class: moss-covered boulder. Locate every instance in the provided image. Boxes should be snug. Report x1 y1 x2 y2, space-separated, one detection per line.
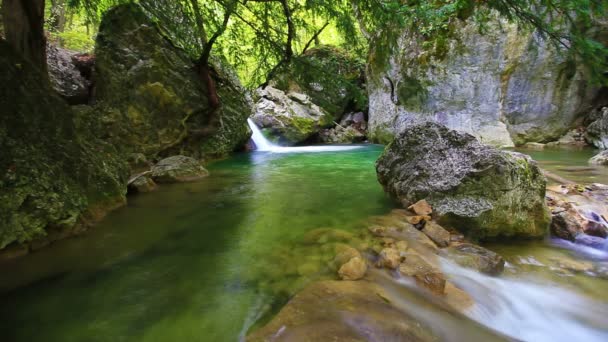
272 45 367 119
252 86 334 145
376 122 550 240
0 40 128 251
150 156 209 183
93 3 251 160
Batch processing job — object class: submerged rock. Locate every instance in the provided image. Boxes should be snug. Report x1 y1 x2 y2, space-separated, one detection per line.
376 122 550 240
247 280 439 342
0 40 128 251
446 243 505 275
338 256 367 280
399 252 446 295
150 156 209 183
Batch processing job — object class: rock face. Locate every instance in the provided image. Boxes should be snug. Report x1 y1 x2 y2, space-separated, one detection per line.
367 13 604 146
376 122 550 240
586 107 608 149
252 86 334 144
0 40 128 251
318 111 368 143
93 3 251 159
150 156 209 183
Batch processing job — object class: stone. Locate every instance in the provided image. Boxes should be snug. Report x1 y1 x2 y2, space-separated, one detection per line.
377 247 401 269
376 122 550 240
399 253 446 295
408 199 433 216
586 107 608 149
150 156 209 183
332 244 361 269
589 150 608 166
550 257 594 273
367 12 605 147
247 280 439 342
395 240 409 252
94 3 252 159
252 86 334 145
421 221 451 248
338 256 367 280
127 173 157 193
550 210 583 241
47 43 90 104
0 40 129 251
318 124 366 143
446 243 505 275
524 142 546 150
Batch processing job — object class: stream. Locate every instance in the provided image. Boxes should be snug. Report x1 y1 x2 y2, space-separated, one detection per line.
1 145 607 341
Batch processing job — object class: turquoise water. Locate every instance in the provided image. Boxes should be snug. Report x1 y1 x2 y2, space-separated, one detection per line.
0 145 392 341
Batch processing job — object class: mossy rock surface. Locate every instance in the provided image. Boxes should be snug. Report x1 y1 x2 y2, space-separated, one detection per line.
0 40 128 249
93 3 251 160
376 122 550 240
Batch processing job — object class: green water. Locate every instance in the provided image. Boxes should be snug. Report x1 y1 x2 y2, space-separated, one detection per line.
1 145 607 341
0 145 392 341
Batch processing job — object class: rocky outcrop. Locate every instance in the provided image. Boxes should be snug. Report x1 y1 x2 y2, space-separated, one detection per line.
367 13 605 146
272 46 367 119
376 122 550 240
318 111 367 143
150 155 209 183
93 3 251 160
252 86 334 144
0 40 128 253
586 107 608 149
47 44 90 104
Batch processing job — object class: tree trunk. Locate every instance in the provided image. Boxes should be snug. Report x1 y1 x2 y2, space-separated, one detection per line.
49 0 67 33
2 0 48 77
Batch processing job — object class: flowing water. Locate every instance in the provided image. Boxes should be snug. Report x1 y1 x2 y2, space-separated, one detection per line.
1 143 607 341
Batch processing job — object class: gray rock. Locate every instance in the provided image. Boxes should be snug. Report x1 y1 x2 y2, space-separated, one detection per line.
590 150 608 166
47 44 90 104
446 243 505 275
586 107 608 149
376 122 550 240
367 12 604 146
252 86 333 144
151 156 209 183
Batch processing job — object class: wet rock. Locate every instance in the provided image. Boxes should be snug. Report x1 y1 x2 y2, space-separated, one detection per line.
303 228 354 244
376 122 550 240
150 156 209 183
408 200 433 216
524 142 546 150
421 221 450 248
550 257 594 273
395 240 409 253
332 244 361 268
127 173 157 193
589 150 608 166
377 248 401 269
338 256 367 280
127 153 151 170
247 280 439 342
399 253 446 295
446 243 505 276
252 86 333 145
550 210 584 241
318 124 366 143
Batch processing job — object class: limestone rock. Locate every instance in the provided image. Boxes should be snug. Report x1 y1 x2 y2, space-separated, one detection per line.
252 86 334 145
338 256 367 280
150 156 209 183
408 200 433 216
376 122 550 240
399 253 446 295
589 150 608 166
586 107 608 149
367 11 605 146
421 221 450 248
94 3 251 159
377 247 401 269
446 243 505 275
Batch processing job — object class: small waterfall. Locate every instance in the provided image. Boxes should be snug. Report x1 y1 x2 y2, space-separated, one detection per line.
247 118 277 151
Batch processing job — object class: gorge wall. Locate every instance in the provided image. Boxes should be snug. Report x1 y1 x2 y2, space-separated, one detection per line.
367 14 607 147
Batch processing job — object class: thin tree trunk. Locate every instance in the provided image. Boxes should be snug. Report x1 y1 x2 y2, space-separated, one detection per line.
2 0 48 77
49 0 67 33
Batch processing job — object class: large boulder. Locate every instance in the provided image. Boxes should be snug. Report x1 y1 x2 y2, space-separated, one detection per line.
93 3 251 159
0 40 128 251
376 122 550 240
150 155 209 183
47 44 90 104
272 46 367 119
367 12 606 146
252 86 334 144
586 107 608 149
589 150 608 166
